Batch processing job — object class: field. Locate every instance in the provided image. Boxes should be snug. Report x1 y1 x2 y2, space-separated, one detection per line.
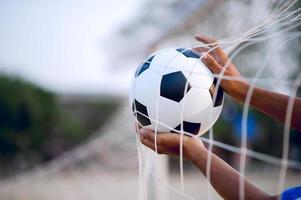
1 168 300 200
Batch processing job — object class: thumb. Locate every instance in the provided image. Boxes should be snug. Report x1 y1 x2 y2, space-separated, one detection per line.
140 128 155 141
201 53 223 74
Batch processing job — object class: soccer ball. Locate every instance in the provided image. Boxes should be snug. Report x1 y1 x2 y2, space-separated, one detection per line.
129 48 224 136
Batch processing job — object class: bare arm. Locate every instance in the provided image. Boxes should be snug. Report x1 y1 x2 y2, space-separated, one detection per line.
236 83 301 131
186 139 276 200
194 35 301 131
138 128 277 200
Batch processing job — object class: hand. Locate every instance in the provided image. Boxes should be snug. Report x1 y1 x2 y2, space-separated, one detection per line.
138 128 205 160
193 34 250 102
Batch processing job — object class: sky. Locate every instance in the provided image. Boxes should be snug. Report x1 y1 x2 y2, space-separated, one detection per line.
0 0 139 95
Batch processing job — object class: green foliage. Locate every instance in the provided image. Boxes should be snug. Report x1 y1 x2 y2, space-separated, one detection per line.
0 75 58 159
0 74 121 176
0 75 95 175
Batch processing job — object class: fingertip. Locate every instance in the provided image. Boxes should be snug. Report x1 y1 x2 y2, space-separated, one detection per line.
140 128 153 135
200 52 208 59
194 34 202 40
201 54 215 69
139 128 146 136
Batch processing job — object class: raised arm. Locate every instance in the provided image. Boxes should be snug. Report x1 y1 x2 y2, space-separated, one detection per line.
194 35 301 131
138 128 276 200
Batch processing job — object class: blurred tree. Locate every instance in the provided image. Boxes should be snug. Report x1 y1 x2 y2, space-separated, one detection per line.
0 75 59 172
0 76 55 151
0 74 121 176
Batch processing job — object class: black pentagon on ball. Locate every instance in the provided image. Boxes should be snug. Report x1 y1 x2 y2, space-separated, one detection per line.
135 55 155 77
132 99 151 126
171 121 201 135
209 78 224 107
176 48 200 59
160 71 191 102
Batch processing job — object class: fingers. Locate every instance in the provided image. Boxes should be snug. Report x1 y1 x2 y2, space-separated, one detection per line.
139 128 156 147
195 34 217 47
195 34 230 66
139 128 164 153
192 46 211 53
192 47 214 57
201 53 224 74
140 135 156 151
140 128 155 140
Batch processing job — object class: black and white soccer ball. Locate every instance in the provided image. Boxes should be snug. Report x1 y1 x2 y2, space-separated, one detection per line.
129 48 224 136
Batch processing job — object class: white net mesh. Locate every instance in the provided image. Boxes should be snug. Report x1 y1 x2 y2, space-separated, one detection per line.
133 1 301 199
0 1 300 200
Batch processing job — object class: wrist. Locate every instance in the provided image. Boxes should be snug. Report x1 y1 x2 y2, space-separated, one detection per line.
184 139 207 164
229 80 250 102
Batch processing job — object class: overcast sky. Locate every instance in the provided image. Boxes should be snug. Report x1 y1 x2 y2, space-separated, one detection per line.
0 0 139 95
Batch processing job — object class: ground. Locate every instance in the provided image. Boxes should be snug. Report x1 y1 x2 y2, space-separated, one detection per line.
0 167 300 200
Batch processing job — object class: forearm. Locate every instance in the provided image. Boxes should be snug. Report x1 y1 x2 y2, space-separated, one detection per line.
232 82 301 131
186 145 275 200
195 34 301 130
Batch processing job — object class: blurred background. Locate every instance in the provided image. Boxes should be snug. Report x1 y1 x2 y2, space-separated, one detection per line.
0 0 300 199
